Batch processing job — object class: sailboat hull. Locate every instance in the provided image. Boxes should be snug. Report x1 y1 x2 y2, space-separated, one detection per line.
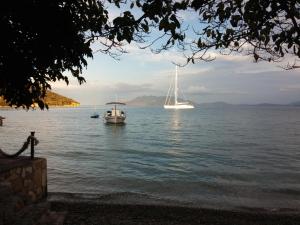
164 104 194 109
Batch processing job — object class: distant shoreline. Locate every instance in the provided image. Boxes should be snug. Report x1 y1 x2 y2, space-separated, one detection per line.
0 105 80 109
125 96 300 107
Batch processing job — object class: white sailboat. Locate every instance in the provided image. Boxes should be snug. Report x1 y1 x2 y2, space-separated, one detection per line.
164 66 194 109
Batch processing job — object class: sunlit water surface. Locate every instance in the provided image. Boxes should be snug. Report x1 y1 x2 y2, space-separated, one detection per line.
1 106 300 209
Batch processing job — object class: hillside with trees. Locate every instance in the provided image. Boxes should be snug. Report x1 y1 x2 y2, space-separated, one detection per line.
0 91 79 108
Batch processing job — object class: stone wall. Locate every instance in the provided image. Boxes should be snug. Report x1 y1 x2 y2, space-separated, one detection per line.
0 157 47 204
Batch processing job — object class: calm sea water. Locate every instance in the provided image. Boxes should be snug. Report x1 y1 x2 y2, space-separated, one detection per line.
1 106 300 209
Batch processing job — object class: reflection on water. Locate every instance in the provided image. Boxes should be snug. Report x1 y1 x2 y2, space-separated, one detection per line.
169 110 183 147
1 106 300 209
104 123 126 136
171 110 181 130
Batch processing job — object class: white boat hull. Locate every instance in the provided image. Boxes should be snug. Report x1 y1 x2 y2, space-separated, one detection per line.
164 104 194 109
105 116 126 124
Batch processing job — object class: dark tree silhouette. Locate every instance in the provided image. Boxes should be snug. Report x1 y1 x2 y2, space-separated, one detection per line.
1 0 109 109
184 0 300 64
1 0 299 108
129 0 300 64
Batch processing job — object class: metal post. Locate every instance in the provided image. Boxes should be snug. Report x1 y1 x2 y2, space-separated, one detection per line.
30 131 35 159
175 65 178 104
0 116 4 126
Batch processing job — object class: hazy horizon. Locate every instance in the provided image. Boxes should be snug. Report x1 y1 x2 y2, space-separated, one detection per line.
66 95 300 107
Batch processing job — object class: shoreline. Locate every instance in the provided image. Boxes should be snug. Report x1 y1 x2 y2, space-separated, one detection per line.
0 105 80 109
48 192 300 214
48 192 300 225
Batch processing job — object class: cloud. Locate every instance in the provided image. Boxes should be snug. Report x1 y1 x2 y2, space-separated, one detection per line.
54 81 163 103
177 8 199 22
51 78 160 103
109 82 154 93
53 79 155 93
186 85 210 94
51 79 107 91
185 84 248 96
91 41 188 65
124 44 187 64
109 43 289 77
208 51 251 62
280 84 300 92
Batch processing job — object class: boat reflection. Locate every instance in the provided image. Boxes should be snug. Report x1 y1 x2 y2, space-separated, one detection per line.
103 123 127 154
104 122 126 137
168 110 183 146
171 110 182 130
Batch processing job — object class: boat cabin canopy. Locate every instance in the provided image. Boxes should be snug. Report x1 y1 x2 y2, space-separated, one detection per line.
110 109 125 116
106 102 126 105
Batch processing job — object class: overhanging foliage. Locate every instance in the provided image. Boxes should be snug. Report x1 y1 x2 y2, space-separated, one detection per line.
1 0 299 108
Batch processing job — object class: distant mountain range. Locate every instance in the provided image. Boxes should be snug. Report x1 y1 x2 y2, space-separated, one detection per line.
0 91 79 107
289 101 300 106
126 96 300 107
126 96 196 106
126 96 166 106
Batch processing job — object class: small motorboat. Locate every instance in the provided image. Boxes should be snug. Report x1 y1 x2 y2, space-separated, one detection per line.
104 102 126 124
90 113 99 118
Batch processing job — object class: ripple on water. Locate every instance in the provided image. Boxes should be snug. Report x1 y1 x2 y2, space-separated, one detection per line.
1 106 300 210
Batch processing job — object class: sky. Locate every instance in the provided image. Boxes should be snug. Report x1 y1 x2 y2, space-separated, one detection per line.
52 47 300 105
52 5 300 106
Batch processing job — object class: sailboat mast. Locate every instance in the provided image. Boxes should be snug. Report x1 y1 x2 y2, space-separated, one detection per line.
175 65 178 104
163 65 194 109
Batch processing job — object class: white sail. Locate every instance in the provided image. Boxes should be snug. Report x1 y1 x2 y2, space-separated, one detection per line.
164 66 194 109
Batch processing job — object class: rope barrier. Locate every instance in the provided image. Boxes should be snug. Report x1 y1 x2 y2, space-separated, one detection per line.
0 132 39 159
